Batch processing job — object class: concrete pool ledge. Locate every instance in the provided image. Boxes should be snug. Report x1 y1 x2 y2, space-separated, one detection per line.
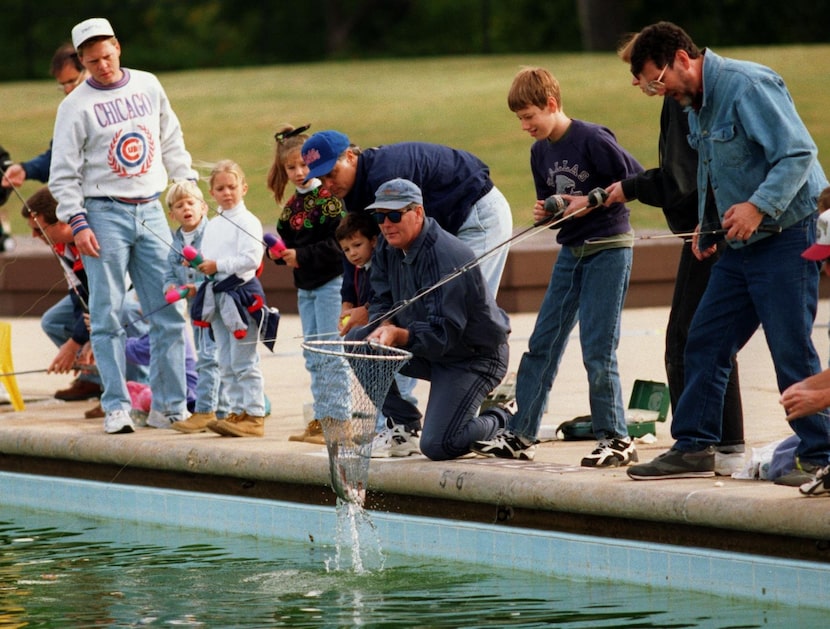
3 309 830 564
1 406 829 561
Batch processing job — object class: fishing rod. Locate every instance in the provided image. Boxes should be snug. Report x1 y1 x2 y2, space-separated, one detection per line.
365 187 609 328
635 226 783 241
2 170 90 312
583 224 784 246
0 363 99 378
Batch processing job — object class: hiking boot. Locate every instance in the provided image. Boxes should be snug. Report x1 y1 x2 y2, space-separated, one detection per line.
627 446 716 480
471 429 536 461
370 420 421 458
800 465 830 496
104 409 135 434
55 378 102 401
208 412 265 437
288 419 326 445
774 459 822 487
84 403 105 419
581 436 638 468
171 412 216 434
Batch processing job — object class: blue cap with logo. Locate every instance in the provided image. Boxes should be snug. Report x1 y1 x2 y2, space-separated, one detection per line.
302 130 350 180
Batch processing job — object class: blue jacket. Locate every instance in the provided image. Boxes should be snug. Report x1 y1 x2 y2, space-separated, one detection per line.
343 142 494 235
369 217 510 362
190 274 279 352
21 143 52 183
164 217 209 290
687 49 828 248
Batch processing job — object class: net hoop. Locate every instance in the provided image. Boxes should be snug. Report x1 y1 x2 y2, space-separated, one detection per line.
301 340 412 363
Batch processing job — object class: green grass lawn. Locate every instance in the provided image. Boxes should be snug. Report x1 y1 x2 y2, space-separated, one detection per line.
2 45 829 237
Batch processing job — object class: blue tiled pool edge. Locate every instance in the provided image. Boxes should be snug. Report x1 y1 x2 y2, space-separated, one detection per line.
2 471 827 610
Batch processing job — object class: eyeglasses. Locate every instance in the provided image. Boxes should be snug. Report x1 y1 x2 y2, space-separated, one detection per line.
642 65 668 96
372 208 412 224
57 73 85 93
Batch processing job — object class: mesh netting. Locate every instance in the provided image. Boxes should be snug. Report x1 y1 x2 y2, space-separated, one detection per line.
300 340 411 506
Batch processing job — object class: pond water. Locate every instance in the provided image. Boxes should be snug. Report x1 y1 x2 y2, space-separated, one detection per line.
1 504 825 628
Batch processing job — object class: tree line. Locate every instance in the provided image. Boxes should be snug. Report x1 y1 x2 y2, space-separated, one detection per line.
2 0 828 81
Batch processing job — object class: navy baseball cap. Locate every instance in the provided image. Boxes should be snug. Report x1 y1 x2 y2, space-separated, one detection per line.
302 130 350 180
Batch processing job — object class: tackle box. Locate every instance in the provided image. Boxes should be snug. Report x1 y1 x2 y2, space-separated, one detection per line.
625 379 670 437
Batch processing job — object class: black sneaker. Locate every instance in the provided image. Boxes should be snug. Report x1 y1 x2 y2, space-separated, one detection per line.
581 437 638 468
471 430 536 461
800 465 830 496
775 459 822 487
627 446 716 480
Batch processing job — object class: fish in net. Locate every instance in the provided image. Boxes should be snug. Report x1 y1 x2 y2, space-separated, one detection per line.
300 340 411 506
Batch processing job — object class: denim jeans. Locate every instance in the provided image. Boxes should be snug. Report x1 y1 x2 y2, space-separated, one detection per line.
82 197 187 415
456 186 513 297
191 322 229 415
298 276 350 420
41 294 101 387
510 246 632 441
671 216 830 465
666 241 744 450
211 310 265 416
119 289 150 384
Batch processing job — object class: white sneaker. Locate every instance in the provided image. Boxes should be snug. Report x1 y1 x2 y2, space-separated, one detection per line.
714 451 745 476
370 423 421 458
104 409 135 434
147 409 185 429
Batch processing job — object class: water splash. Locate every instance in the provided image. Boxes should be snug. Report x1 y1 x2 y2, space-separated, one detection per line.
326 500 385 574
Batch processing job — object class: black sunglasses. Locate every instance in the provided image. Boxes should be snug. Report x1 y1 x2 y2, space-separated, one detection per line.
372 208 412 224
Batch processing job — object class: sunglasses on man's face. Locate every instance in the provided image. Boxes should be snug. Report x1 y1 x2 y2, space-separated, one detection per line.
372 208 412 224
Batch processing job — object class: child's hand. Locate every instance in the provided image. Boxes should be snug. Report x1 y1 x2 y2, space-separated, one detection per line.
281 248 299 268
561 194 595 218
198 259 218 276
338 306 368 335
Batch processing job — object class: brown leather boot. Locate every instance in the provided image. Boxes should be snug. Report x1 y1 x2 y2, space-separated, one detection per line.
288 419 325 444
208 412 265 437
171 412 217 434
84 403 105 419
55 378 102 401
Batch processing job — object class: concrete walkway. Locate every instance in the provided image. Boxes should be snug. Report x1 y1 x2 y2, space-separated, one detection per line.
2 305 830 562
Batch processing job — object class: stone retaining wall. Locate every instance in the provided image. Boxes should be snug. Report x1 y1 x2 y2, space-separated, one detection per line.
2 237 826 316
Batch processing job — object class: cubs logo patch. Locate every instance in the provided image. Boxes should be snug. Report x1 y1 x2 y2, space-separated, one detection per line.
108 126 155 177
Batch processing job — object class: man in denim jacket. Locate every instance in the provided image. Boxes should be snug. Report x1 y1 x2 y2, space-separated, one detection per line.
624 21 830 486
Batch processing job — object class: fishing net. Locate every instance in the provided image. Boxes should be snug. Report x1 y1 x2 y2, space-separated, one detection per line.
300 340 411 506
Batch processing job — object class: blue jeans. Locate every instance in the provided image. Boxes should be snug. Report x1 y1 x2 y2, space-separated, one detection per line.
82 198 187 415
510 246 632 441
119 289 150 384
192 322 229 415
672 217 830 465
456 186 513 297
298 276 350 420
211 310 265 416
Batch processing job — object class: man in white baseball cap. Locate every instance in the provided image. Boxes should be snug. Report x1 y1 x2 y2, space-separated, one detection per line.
48 17 196 435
